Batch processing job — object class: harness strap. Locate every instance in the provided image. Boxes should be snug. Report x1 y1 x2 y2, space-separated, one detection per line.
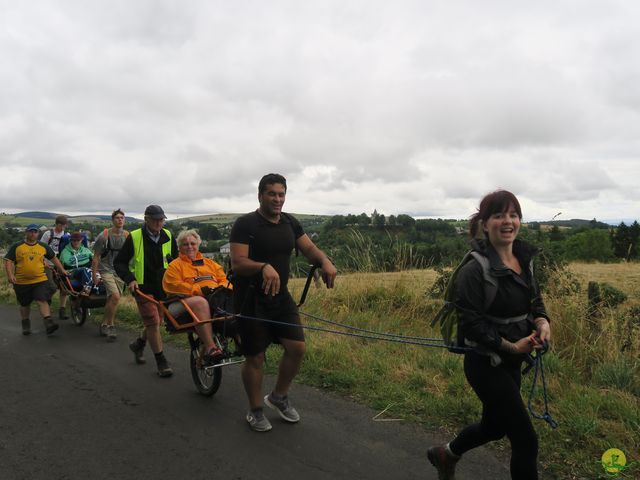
484 312 530 325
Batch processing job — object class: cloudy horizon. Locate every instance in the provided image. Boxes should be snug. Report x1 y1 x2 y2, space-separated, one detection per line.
1 1 639 224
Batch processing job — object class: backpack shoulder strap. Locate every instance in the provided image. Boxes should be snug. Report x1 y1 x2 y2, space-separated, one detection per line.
469 251 498 311
47 228 54 245
281 212 299 257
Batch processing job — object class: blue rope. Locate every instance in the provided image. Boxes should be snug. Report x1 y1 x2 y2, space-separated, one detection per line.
300 310 447 343
526 343 558 429
222 310 471 352
227 307 556 427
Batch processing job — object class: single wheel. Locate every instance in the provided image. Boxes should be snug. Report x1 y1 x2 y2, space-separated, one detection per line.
70 300 88 326
189 338 222 396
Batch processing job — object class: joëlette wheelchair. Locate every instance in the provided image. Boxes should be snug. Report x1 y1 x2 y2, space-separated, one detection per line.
134 265 319 397
52 267 108 326
135 287 243 396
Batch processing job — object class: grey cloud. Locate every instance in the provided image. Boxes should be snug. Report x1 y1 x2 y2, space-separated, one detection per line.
0 1 638 222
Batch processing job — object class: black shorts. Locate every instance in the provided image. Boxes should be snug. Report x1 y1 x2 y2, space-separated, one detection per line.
13 281 51 307
235 289 304 356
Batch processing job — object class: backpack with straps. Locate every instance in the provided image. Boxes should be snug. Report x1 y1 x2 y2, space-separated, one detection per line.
100 228 130 258
431 251 532 358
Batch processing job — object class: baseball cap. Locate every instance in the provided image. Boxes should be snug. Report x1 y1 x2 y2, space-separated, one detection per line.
144 204 167 220
25 224 40 232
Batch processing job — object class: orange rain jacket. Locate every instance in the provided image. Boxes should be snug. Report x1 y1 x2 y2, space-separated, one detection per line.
162 252 232 297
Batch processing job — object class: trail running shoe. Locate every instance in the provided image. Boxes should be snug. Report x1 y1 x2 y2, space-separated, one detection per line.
99 324 109 336
106 325 117 342
21 319 31 335
264 393 300 423
246 410 272 432
129 338 146 364
427 445 460 480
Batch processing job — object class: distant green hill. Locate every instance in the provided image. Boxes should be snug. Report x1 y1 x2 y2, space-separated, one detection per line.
170 212 331 233
1 211 617 231
0 211 330 230
0 212 141 226
529 218 612 229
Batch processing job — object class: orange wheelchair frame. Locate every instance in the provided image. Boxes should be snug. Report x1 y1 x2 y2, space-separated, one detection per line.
135 289 243 397
134 265 319 397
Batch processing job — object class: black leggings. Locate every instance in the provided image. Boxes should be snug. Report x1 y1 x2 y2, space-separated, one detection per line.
450 352 538 480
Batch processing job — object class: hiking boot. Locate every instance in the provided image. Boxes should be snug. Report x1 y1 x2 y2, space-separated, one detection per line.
203 346 225 366
44 317 59 335
156 358 173 378
427 445 460 480
21 319 31 336
106 325 117 342
99 324 109 336
264 393 300 423
58 307 69 320
246 409 272 432
129 338 146 364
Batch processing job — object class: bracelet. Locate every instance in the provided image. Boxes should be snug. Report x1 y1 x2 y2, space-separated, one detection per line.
260 263 269 273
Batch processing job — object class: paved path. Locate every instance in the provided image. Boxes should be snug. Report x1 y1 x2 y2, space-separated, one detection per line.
0 305 509 480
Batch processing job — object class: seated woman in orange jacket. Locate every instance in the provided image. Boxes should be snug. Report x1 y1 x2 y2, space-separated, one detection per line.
163 229 232 365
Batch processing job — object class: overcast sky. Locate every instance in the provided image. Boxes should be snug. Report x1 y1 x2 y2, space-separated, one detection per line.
1 1 639 223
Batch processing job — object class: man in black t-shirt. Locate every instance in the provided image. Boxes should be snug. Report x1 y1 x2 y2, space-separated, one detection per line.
230 173 337 432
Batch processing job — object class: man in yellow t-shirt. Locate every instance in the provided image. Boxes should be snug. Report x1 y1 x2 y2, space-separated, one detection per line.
4 224 67 335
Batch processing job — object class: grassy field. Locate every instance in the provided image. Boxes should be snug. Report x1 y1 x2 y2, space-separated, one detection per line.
1 263 638 479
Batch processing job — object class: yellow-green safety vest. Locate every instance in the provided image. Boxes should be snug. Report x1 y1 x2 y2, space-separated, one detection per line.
129 228 173 284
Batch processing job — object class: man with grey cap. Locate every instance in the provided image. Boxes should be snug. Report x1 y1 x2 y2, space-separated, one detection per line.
4 224 67 335
114 205 178 377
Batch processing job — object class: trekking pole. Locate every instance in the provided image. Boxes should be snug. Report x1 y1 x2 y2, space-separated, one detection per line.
297 264 319 307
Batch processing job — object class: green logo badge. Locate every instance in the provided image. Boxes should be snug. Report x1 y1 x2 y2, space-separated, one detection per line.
601 448 627 476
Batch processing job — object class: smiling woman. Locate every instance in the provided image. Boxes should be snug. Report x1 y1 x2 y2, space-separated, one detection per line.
427 189 551 480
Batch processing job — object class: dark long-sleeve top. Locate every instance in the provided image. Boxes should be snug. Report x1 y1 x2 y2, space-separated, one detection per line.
114 225 178 298
455 238 550 359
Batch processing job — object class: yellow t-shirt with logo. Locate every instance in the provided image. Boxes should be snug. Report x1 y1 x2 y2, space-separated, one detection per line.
4 241 55 284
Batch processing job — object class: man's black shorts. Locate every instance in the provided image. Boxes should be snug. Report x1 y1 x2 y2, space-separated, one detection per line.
235 289 304 356
13 281 51 307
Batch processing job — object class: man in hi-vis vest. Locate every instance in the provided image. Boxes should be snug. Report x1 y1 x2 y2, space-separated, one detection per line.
115 205 178 377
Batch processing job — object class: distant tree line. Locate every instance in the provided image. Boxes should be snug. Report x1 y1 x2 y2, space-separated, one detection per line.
2 214 638 271
310 213 640 273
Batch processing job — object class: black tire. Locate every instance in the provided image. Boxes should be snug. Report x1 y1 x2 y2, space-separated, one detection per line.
189 338 222 396
70 300 88 326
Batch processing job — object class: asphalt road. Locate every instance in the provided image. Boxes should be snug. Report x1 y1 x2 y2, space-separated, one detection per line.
0 305 509 480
